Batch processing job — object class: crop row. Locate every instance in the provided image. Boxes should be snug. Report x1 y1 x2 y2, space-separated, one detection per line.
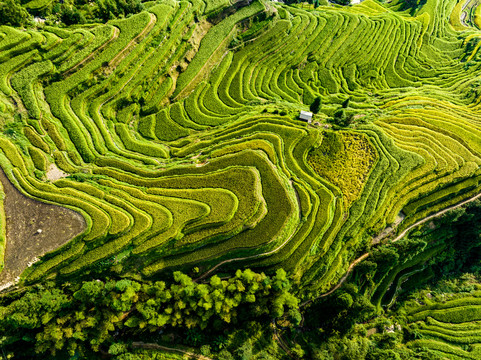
0 0 479 289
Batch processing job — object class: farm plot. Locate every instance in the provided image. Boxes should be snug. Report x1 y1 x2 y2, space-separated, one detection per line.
0 0 480 294
0 169 85 289
400 291 481 359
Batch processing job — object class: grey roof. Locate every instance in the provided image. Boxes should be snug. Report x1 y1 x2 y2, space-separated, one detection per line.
300 111 313 120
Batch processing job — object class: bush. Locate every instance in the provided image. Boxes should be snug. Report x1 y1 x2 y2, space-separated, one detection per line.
0 0 30 26
332 109 353 127
60 5 86 25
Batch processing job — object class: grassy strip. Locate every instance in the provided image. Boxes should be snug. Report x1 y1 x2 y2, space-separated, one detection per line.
11 60 53 119
0 50 37 96
154 109 190 141
24 126 50 153
24 241 85 283
115 123 169 158
409 339 480 360
142 149 298 275
173 0 264 97
28 146 47 171
54 179 132 236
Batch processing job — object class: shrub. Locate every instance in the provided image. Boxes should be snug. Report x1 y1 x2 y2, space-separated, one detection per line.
0 0 30 26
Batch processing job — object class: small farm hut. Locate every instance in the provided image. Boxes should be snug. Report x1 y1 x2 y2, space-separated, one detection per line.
300 110 313 123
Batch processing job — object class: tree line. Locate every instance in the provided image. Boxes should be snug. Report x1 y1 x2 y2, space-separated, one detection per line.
0 0 144 27
0 268 300 358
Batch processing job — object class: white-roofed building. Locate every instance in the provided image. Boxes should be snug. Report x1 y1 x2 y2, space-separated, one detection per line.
300 110 313 123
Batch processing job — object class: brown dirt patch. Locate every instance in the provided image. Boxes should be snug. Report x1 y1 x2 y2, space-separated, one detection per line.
0 169 86 289
46 163 68 181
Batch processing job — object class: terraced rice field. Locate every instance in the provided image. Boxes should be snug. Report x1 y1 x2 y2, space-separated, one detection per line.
0 0 480 292
404 290 481 359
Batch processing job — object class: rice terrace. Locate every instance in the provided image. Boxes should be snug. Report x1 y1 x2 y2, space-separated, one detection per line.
0 0 481 357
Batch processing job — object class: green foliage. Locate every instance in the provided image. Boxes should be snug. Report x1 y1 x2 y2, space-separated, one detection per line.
235 340 253 360
11 61 53 119
0 269 300 357
28 145 47 171
173 0 265 97
60 5 86 25
308 131 377 207
332 109 353 127
205 0 231 15
0 0 30 26
0 4 480 360
310 96 322 114
94 0 144 22
153 109 189 141
24 126 50 153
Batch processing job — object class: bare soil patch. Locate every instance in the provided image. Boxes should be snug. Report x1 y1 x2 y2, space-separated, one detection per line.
46 163 68 181
0 169 86 289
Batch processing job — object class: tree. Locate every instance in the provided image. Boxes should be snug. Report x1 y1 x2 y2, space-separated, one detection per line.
288 308 302 326
185 328 204 346
218 349 235 360
109 342 128 355
371 246 399 273
337 293 354 309
291 344 305 358
108 279 141 312
331 0 351 5
94 0 143 22
310 96 322 113
342 97 350 108
60 5 86 25
332 109 353 127
119 0 143 15
0 269 302 357
235 340 253 360
0 0 30 26
73 280 105 303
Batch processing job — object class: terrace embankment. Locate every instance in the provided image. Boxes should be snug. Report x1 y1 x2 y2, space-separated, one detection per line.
0 169 85 289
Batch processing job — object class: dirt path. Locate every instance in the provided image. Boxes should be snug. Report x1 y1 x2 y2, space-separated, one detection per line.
271 319 297 360
195 223 299 281
371 212 405 245
131 342 213 360
391 191 481 243
300 252 369 308
45 163 68 181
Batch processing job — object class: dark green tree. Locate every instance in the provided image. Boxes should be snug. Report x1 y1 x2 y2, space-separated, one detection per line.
60 4 86 25
310 96 322 113
331 0 351 5
332 108 353 127
0 0 29 26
